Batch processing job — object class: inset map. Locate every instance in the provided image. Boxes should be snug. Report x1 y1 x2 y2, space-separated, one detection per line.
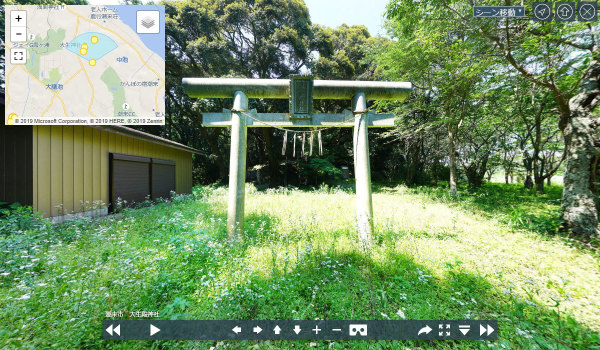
5 5 165 125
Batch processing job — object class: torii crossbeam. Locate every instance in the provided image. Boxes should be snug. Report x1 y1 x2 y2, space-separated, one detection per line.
183 76 411 247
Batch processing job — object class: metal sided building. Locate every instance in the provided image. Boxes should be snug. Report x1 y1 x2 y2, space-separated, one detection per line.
0 120 199 219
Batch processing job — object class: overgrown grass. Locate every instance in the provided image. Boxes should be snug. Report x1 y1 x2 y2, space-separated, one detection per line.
396 183 565 237
1 184 599 349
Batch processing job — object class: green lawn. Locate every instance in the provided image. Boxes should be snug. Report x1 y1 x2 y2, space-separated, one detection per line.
1 184 599 349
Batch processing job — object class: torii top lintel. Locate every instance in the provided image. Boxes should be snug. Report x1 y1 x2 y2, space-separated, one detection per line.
182 78 412 101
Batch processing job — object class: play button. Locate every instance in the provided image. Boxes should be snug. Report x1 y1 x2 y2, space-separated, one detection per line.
150 324 160 336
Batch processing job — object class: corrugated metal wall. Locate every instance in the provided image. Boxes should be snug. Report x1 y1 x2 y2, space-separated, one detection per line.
0 124 33 206
32 125 193 217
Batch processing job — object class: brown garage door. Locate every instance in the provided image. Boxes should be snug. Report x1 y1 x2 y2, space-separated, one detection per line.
109 153 177 211
151 159 175 200
110 154 151 208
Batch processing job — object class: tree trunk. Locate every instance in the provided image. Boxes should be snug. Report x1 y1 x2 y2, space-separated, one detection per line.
524 175 533 189
465 155 488 188
523 154 534 189
533 162 544 193
465 167 483 187
535 177 545 194
560 53 600 240
405 141 421 186
262 128 279 187
199 127 228 181
561 116 599 238
547 176 552 186
448 123 458 197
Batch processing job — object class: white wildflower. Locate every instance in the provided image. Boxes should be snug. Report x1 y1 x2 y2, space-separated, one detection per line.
396 309 406 319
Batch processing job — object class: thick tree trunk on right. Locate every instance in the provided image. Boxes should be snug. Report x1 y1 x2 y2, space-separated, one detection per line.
560 54 600 240
560 116 599 238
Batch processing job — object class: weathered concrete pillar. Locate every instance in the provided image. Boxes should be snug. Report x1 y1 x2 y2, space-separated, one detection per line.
227 91 248 239
352 92 373 248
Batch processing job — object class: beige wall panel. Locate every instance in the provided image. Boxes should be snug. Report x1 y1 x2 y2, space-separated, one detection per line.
33 126 195 217
36 127 51 216
92 128 101 204
73 126 84 213
83 127 93 209
128 137 133 154
108 131 115 153
101 130 109 206
62 126 74 214
116 134 122 154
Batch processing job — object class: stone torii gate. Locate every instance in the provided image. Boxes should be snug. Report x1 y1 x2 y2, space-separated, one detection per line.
183 76 411 246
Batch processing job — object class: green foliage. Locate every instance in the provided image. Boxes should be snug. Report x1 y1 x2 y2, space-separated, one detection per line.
408 183 565 236
374 0 588 196
299 158 343 185
0 205 49 236
312 24 376 81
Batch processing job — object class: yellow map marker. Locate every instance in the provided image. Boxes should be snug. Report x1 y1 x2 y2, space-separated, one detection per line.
82 43 89 49
91 36 99 44
7 113 17 126
80 48 88 55
89 59 96 66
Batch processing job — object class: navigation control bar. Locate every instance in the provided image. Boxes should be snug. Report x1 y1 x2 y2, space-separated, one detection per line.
102 320 498 341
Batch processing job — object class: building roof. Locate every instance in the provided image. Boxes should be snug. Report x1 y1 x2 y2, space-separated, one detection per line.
92 125 201 154
0 90 198 155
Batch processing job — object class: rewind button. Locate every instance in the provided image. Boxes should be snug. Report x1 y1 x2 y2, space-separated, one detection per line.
105 324 121 337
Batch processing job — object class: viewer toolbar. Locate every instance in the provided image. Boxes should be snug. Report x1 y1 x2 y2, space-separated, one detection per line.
103 320 498 341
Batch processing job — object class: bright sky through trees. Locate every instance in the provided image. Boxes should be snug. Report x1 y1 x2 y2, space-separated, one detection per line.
303 0 389 36
87 0 389 36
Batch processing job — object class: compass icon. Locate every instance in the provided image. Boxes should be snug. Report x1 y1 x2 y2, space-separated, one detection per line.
532 2 553 21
